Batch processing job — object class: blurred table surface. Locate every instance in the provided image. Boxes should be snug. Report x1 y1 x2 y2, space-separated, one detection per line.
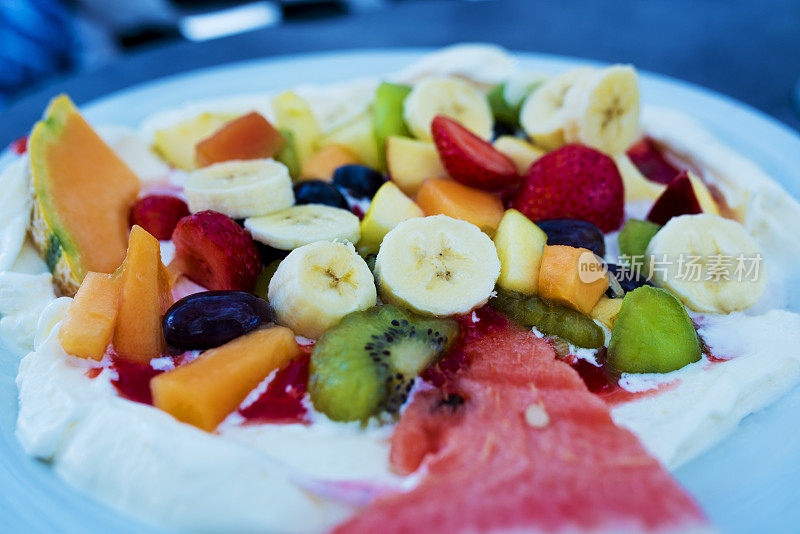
2 0 799 147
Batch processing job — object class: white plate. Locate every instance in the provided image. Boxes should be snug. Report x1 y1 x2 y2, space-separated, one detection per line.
1 48 799 533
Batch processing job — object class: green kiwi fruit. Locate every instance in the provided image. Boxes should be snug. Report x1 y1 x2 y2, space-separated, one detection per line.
309 305 458 422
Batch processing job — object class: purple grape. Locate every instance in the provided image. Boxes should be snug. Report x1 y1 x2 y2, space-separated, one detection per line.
536 218 606 257
163 291 273 350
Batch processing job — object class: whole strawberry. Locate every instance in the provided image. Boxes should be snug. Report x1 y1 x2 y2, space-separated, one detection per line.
432 115 518 191
172 210 262 291
511 144 624 233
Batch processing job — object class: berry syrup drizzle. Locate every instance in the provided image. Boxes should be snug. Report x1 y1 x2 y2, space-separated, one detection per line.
239 345 313 425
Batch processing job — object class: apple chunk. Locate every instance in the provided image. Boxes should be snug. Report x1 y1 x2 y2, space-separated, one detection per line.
646 171 718 225
386 136 448 196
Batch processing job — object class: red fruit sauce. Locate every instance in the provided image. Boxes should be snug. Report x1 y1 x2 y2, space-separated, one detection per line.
627 137 682 184
110 356 166 405
239 347 312 425
10 136 27 155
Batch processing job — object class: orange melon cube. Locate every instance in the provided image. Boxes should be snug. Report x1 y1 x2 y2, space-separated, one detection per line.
299 144 360 181
195 112 285 167
58 272 121 360
416 179 505 233
538 245 609 315
151 326 301 431
112 226 173 363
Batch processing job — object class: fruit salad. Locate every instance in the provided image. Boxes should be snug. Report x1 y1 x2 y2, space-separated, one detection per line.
2 44 800 533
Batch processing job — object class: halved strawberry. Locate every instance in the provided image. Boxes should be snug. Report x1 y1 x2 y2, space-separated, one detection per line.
646 171 702 225
129 195 190 240
626 137 681 184
511 144 624 233
172 210 262 291
431 115 518 191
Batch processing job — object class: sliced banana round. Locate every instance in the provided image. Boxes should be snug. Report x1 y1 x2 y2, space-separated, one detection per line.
519 67 593 150
646 214 766 313
562 64 640 155
245 204 360 250
403 76 494 141
184 159 294 218
375 215 501 316
268 240 377 338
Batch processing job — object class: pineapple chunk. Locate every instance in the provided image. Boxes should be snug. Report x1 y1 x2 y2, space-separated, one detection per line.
591 296 624 329
153 112 239 171
385 136 448 196
358 182 423 256
319 114 381 171
493 136 545 175
151 326 300 431
272 91 321 165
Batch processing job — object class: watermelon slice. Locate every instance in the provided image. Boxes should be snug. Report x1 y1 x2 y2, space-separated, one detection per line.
334 327 707 533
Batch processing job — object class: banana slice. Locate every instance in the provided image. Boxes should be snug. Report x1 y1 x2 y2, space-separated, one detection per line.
519 68 593 150
184 159 294 219
375 215 501 316
646 214 766 313
403 76 493 141
245 204 360 250
562 65 640 155
268 240 377 338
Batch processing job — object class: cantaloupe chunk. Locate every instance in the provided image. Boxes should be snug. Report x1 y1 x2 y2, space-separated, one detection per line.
58 272 121 360
151 326 301 431
195 112 285 167
112 226 173 363
29 95 141 296
538 245 609 315
416 179 505 234
299 144 360 181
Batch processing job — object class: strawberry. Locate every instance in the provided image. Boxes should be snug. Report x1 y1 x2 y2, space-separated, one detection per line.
646 171 702 225
129 195 190 240
431 115 518 191
626 137 681 184
511 144 624 233
172 210 262 291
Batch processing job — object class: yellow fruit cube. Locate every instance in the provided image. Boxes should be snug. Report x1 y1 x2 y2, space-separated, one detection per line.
590 296 624 329
358 182 424 255
538 245 609 315
386 136 449 195
493 210 547 295
493 136 545 175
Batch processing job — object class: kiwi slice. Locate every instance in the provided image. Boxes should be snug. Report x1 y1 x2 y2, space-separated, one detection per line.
309 305 458 422
607 286 701 374
618 219 661 263
253 259 282 300
491 288 605 349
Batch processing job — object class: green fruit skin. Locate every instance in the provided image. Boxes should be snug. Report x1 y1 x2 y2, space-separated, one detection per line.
488 83 520 128
491 289 605 349
309 305 458 422
608 286 701 374
373 82 412 166
618 219 661 262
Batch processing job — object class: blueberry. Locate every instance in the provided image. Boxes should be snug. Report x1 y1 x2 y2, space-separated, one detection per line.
163 291 274 350
292 180 349 209
606 263 653 298
492 122 519 140
536 218 606 257
332 165 386 199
